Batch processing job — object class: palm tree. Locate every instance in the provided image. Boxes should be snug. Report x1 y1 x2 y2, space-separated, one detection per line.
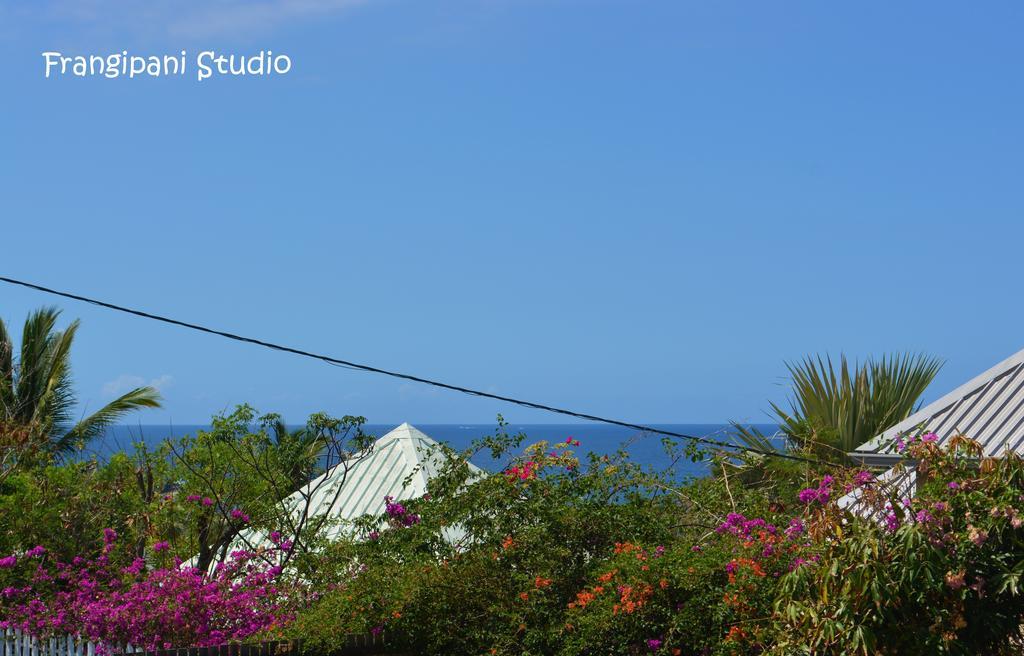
263 414 329 489
734 352 943 460
0 306 162 459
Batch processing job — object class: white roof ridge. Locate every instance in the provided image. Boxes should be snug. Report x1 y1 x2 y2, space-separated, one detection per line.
858 347 1024 453
380 422 430 440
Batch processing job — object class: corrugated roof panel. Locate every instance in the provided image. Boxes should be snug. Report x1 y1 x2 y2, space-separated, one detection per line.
351 446 408 517
858 350 1024 455
1000 412 1024 455
840 351 1024 517
224 423 485 554
968 369 1024 452
837 466 917 521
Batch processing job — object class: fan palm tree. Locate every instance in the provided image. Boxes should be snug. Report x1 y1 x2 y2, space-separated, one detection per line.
0 306 162 459
734 352 943 461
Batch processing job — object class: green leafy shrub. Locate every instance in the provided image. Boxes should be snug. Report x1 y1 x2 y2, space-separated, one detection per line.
9 409 1024 655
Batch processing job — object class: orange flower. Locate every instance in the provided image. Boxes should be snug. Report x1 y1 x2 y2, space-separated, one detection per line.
502 536 515 550
570 590 596 609
519 592 529 601
534 576 552 589
597 569 618 583
613 582 653 614
613 542 642 556
725 626 748 642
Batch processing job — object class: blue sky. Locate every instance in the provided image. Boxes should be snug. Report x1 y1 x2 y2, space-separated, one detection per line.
1 1 1023 426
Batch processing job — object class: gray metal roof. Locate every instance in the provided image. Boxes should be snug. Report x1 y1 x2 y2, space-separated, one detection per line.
836 464 917 518
857 348 1024 457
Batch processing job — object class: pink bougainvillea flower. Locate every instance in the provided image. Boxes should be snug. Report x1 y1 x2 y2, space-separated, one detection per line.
0 539 293 649
853 471 873 486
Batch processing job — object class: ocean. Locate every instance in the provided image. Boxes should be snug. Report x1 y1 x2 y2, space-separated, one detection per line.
95 422 780 479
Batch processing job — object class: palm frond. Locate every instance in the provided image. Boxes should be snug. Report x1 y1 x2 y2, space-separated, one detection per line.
730 421 783 454
60 386 163 454
2 307 163 459
775 352 943 454
13 307 62 425
32 319 79 439
0 316 14 422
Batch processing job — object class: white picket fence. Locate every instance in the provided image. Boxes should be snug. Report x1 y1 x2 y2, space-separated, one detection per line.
1 629 144 656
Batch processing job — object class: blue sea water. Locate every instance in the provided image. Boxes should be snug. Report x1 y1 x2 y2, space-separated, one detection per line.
95 423 779 479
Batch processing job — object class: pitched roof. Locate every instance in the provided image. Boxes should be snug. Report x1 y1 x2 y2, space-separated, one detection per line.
856 348 1024 457
243 423 483 548
840 349 1024 518
302 422 485 538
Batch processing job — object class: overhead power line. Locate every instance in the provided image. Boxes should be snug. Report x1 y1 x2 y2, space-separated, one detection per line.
0 275 835 466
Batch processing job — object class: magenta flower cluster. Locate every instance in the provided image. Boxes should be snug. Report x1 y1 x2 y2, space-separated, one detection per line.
384 496 420 527
896 431 939 453
0 530 293 651
716 513 778 538
798 475 834 505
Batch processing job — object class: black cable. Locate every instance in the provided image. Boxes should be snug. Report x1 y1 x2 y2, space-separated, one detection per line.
0 275 837 466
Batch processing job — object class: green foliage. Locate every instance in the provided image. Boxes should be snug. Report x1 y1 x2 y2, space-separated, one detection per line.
289 422 712 655
11 398 1024 654
167 405 371 572
720 436 1024 655
0 403 368 574
0 444 172 562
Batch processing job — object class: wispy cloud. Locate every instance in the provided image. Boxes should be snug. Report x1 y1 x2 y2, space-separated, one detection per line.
33 0 375 41
102 373 174 398
169 0 372 39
